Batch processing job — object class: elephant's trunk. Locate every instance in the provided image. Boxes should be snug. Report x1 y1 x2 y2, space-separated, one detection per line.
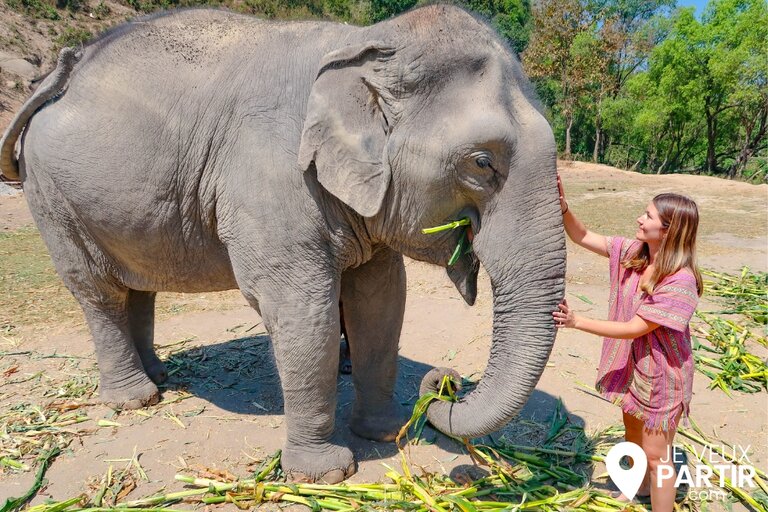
420 121 566 438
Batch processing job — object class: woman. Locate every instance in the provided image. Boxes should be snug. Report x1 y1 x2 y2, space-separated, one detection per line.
553 176 702 511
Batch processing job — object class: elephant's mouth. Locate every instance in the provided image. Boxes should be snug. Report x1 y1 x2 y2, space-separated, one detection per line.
457 207 481 236
446 207 481 305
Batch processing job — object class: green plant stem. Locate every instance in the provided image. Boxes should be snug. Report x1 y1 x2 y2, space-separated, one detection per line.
0 446 61 512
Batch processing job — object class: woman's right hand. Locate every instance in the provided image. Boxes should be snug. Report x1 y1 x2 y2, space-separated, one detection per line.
557 173 568 214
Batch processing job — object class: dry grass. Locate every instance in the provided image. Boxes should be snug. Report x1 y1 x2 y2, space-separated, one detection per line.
561 171 768 241
10 392 767 512
0 226 244 337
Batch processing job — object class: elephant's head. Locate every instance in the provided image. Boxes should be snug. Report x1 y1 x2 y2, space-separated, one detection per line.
299 5 566 438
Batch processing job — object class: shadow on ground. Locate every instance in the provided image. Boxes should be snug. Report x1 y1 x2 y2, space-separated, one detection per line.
159 334 610 481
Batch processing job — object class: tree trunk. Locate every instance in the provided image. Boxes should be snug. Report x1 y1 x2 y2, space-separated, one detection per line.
705 96 718 174
593 121 601 163
593 96 602 163
565 112 573 158
729 105 767 179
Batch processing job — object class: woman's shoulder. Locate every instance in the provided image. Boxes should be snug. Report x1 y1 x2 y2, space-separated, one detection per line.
657 267 699 294
607 236 642 260
663 267 697 283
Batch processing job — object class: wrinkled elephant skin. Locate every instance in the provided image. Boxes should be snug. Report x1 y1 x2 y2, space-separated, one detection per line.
0 5 565 482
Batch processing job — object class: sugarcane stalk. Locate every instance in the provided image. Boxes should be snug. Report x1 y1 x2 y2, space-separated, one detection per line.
90 466 111 508
682 442 766 511
421 218 471 234
173 475 233 492
117 487 214 508
77 508 187 512
498 444 604 462
677 428 768 479
0 457 27 470
0 446 61 512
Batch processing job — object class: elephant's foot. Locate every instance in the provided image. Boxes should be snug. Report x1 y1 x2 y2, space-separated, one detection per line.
350 403 407 442
141 356 168 385
98 375 160 410
282 443 356 484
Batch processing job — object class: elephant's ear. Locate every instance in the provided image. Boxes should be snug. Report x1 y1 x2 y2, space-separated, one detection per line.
299 42 395 218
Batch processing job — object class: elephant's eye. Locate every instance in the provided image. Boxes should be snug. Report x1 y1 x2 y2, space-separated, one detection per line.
475 156 492 169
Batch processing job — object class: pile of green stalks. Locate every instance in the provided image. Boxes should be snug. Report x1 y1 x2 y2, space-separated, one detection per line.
677 418 768 511
0 402 89 473
702 268 768 325
9 378 768 512
690 267 768 395
0 381 644 512
693 312 767 395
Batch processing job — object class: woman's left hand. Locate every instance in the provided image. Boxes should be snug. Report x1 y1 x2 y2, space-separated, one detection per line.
553 299 576 329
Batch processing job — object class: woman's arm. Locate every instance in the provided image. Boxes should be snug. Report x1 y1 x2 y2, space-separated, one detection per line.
558 174 608 257
552 300 660 339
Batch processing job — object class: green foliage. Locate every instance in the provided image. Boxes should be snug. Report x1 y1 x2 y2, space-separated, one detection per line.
524 0 767 180
54 26 93 49
463 0 533 52
92 0 111 18
367 0 533 52
369 0 419 23
6 0 60 20
604 0 768 176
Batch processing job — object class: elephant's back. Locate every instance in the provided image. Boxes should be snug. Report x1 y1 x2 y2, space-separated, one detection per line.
28 9 354 168
19 10 353 293
73 9 349 85
80 9 263 73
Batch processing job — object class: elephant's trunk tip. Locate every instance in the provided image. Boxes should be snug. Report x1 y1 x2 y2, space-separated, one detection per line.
418 367 463 399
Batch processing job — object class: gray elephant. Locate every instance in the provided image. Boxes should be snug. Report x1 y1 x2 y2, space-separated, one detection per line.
0 5 565 482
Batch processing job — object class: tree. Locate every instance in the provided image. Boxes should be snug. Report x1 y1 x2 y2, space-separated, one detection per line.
523 0 593 157
644 0 768 175
369 0 418 23
463 0 533 53
585 0 675 163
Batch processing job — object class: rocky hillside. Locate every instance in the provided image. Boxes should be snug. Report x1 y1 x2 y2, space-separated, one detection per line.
0 0 141 144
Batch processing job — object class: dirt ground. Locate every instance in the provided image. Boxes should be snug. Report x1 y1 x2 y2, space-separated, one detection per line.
0 161 766 510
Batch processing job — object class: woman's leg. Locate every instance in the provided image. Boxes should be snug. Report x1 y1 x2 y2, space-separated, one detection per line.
643 410 683 512
623 411 650 496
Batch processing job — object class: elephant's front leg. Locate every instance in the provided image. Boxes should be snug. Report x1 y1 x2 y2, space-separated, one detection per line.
258 286 355 483
341 248 407 442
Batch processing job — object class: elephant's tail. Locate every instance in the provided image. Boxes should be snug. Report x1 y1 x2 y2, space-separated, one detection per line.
1 47 81 181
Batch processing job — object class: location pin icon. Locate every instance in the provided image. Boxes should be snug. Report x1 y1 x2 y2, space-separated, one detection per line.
606 442 648 500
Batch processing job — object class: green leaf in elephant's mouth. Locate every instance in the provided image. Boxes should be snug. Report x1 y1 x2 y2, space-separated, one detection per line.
421 217 473 266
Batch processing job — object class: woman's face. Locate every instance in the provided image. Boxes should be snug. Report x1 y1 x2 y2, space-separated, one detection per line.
636 201 666 243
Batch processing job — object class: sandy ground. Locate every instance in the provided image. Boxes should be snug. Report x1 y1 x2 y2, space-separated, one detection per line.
0 162 766 510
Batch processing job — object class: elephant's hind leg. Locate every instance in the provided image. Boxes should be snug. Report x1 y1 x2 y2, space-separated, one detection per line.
127 290 167 384
23 170 159 410
81 290 160 409
341 248 407 442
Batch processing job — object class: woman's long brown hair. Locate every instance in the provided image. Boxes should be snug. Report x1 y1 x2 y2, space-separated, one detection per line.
623 193 703 296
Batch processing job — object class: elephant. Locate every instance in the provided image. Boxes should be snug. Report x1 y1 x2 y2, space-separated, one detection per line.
0 5 565 483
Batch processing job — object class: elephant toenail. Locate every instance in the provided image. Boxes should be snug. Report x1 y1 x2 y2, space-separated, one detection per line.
287 471 313 483
320 469 345 484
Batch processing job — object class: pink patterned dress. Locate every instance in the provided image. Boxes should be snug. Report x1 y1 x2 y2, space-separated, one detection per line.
595 236 699 432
